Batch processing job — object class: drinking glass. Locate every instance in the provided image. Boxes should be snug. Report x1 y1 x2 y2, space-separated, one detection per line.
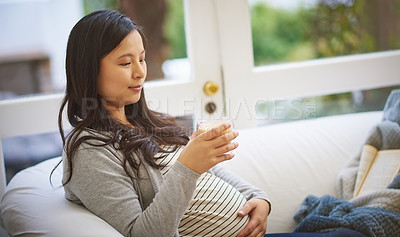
196 117 235 154
196 117 233 134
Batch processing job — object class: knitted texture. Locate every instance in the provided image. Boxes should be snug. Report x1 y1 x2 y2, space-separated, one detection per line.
294 90 400 237
293 194 400 237
382 89 400 125
336 90 400 200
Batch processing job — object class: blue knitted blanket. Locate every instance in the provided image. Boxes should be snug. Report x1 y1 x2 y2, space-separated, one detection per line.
293 180 400 236
293 90 400 237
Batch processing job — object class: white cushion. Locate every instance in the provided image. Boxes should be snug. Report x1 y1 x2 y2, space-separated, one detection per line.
0 111 382 235
0 158 122 237
219 111 382 233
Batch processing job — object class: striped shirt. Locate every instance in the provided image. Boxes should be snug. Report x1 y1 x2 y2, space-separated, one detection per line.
155 145 249 236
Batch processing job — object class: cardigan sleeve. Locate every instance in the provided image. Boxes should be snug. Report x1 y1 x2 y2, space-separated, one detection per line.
63 144 200 237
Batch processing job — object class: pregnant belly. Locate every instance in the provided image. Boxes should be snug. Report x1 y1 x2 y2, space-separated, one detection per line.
178 172 249 237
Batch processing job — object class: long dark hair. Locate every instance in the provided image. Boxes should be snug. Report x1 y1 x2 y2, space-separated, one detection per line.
55 10 189 185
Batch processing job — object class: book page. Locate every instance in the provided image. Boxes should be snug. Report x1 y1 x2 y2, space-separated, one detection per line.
353 145 378 198
357 149 400 197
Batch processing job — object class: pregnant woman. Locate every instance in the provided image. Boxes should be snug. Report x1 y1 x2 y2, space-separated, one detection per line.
56 9 271 237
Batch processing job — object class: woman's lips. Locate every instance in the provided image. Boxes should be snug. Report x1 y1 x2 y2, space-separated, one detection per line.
129 85 142 92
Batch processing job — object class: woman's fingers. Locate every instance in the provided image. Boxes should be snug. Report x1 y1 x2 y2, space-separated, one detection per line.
216 152 236 161
197 123 238 147
215 140 239 155
200 123 239 157
198 122 232 140
217 130 239 145
179 121 239 174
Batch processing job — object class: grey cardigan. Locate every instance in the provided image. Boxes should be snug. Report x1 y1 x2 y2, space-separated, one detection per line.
63 131 270 237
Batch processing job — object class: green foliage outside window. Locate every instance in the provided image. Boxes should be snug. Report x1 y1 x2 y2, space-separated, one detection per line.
164 0 186 59
251 0 400 66
252 0 400 122
251 4 314 65
83 0 118 14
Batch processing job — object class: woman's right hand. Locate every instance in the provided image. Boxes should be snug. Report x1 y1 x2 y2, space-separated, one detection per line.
177 122 239 174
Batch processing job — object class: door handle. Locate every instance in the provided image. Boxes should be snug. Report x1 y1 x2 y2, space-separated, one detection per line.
205 102 217 114
203 81 219 96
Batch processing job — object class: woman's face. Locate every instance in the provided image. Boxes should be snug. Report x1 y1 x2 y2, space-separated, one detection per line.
97 30 147 112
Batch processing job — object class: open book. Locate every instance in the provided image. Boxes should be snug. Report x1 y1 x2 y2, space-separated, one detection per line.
353 144 400 198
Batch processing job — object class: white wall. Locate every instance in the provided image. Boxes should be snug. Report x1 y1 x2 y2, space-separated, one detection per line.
0 0 84 90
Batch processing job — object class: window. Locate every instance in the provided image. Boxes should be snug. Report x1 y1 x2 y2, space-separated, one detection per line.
249 0 400 66
248 0 400 125
255 85 400 126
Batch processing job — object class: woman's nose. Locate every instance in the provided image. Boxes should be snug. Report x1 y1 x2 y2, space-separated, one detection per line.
132 63 145 79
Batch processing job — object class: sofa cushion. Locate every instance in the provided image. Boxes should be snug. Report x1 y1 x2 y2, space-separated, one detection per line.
219 111 382 233
0 158 123 237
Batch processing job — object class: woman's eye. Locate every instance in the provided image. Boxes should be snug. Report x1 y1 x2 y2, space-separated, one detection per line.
120 62 131 66
139 58 146 63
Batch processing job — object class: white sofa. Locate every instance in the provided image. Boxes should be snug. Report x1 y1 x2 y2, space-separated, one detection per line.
0 110 382 236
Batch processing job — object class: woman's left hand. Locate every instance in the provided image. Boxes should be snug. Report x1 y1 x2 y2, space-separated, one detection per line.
236 198 270 237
